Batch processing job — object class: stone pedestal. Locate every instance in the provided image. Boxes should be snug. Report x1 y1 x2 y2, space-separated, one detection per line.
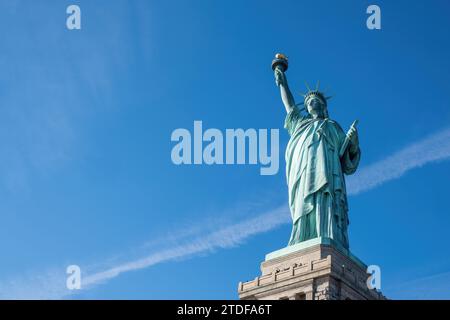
238 238 386 300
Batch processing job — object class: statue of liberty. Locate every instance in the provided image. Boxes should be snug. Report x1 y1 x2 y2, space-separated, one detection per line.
272 54 360 249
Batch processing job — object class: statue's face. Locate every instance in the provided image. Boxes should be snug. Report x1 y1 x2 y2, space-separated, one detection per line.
306 96 326 118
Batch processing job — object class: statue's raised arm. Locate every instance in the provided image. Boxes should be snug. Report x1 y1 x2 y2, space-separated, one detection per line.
272 54 296 114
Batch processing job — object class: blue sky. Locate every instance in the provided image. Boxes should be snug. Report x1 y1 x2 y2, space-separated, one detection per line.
0 0 450 299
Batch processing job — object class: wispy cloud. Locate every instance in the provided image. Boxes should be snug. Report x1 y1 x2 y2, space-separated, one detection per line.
385 270 450 299
0 268 68 300
82 206 289 288
0 205 290 299
2 126 450 299
346 127 450 195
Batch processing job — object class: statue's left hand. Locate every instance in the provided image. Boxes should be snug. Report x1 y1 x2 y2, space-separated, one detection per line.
347 126 359 153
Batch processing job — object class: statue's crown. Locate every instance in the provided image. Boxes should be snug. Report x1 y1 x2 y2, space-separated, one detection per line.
300 81 332 106
304 90 328 104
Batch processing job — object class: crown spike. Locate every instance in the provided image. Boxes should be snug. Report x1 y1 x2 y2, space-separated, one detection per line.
316 80 320 91
304 81 311 92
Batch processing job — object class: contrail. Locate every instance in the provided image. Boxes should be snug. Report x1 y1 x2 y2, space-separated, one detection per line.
2 127 450 298
347 128 450 195
81 206 289 288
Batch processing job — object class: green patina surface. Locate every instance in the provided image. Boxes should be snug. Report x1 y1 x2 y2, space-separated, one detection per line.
265 237 367 270
273 54 361 253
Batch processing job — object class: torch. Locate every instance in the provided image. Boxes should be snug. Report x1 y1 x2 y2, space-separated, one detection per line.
271 53 289 73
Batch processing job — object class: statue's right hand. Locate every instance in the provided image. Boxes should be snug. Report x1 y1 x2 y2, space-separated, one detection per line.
274 68 284 87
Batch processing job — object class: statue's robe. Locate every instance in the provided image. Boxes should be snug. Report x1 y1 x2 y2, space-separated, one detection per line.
285 107 360 248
